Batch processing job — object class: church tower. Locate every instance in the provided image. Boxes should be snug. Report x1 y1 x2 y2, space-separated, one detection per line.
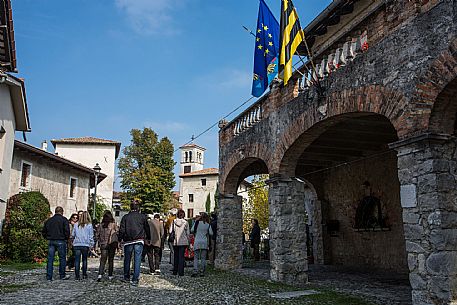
179 143 205 174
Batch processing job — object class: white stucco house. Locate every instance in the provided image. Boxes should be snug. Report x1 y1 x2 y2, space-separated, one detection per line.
50 137 121 209
8 140 106 217
179 143 249 218
0 0 31 233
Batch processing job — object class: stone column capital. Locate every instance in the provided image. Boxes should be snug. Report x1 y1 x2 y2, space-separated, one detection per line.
389 133 452 151
266 174 297 186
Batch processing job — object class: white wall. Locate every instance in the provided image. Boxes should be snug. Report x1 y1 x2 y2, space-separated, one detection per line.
8 150 90 218
54 143 116 209
0 84 16 231
180 175 218 216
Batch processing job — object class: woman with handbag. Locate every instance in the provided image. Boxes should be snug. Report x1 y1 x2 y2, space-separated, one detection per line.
96 210 118 281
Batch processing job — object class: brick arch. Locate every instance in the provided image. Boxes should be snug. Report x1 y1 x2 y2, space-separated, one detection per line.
220 143 271 195
274 85 407 175
411 37 457 135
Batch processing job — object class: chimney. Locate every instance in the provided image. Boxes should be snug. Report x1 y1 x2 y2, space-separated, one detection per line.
41 140 48 151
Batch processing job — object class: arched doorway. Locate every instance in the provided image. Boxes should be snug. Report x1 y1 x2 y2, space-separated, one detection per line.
278 113 409 280
216 158 269 270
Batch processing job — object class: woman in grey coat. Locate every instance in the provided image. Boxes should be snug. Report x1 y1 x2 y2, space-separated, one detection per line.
191 213 213 276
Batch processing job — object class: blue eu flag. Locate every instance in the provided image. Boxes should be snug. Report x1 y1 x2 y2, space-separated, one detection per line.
251 0 279 98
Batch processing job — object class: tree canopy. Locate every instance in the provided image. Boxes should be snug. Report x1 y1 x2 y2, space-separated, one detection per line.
243 175 269 233
118 128 175 214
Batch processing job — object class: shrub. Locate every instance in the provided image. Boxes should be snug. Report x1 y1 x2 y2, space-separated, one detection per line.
1 192 50 262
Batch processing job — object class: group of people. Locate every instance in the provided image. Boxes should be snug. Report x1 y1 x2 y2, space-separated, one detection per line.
42 207 119 281
41 201 218 285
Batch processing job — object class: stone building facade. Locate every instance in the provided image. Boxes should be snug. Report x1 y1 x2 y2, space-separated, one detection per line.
51 137 121 209
217 1 457 304
8 141 106 218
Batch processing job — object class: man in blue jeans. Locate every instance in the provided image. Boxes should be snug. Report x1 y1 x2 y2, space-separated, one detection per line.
119 201 150 286
42 206 71 281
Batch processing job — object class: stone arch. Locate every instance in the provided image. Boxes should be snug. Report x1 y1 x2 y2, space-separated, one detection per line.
220 142 271 195
277 110 400 177
413 37 457 135
273 85 406 175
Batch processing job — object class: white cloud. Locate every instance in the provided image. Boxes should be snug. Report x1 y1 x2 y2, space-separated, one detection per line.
115 0 184 35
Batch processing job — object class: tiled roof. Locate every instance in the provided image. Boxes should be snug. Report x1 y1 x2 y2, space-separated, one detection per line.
179 143 206 150
14 140 107 188
51 137 121 158
179 168 218 177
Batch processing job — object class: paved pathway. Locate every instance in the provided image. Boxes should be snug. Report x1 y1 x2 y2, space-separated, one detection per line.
0 249 410 305
236 261 412 305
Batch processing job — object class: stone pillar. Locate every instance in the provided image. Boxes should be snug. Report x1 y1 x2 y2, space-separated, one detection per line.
312 199 325 265
268 177 308 285
391 134 457 305
215 193 243 270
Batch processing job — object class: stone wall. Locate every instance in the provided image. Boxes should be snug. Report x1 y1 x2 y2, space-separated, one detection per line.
317 151 408 273
9 149 90 218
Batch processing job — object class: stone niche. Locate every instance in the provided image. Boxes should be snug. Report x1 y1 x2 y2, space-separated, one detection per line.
320 152 408 274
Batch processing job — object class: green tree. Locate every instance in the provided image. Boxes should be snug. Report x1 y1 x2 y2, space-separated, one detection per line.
88 195 106 222
243 175 269 233
214 184 219 211
1 192 50 262
118 128 176 214
206 193 211 213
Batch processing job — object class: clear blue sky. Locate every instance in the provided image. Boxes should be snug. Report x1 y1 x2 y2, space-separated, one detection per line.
12 0 332 190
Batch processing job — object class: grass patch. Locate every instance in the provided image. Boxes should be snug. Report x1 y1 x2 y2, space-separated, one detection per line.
0 283 32 294
0 261 44 271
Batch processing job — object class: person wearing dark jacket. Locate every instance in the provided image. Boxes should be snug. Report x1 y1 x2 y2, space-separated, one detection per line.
118 201 150 286
249 219 261 261
42 206 71 281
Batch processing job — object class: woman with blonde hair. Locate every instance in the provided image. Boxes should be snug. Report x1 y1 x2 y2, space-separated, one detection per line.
72 211 94 280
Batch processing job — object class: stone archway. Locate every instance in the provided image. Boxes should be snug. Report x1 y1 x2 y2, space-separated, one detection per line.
216 157 269 271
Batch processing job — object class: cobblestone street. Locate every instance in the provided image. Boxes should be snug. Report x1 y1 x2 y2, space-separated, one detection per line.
0 249 412 305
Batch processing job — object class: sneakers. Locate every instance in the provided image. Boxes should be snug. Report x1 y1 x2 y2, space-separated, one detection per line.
108 276 113 280
97 275 102 282
154 270 161 275
82 275 88 280
60 275 71 280
130 281 139 287
191 273 198 277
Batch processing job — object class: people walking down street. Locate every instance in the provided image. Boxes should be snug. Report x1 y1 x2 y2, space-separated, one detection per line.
96 211 118 281
171 209 190 276
159 217 165 262
209 212 217 264
118 201 150 286
165 208 177 265
72 211 94 280
66 213 79 271
191 213 213 277
146 213 164 275
42 206 71 281
250 219 261 261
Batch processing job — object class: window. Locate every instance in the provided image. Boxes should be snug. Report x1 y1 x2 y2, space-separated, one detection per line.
20 161 32 189
201 178 206 186
184 166 191 173
69 177 77 198
187 208 194 218
189 194 194 202
189 151 193 162
185 152 188 163
115 210 120 217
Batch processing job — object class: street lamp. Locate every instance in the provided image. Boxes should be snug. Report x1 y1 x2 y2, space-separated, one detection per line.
93 163 101 220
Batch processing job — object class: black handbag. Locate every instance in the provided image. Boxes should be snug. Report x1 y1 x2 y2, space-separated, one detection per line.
168 222 175 243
